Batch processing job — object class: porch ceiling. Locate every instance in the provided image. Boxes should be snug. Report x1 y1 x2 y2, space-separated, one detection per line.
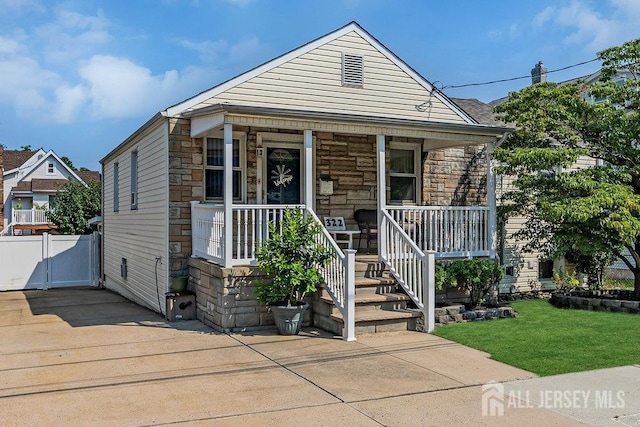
183 104 512 147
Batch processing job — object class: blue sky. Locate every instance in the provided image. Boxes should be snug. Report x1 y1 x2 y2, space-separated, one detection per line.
0 0 638 171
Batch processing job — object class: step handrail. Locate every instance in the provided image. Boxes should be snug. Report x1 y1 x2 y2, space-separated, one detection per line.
380 210 435 333
306 208 356 341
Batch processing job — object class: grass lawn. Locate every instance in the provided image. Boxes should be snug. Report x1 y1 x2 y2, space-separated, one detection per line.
433 299 640 377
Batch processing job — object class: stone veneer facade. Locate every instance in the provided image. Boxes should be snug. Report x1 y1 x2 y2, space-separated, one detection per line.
167 119 488 331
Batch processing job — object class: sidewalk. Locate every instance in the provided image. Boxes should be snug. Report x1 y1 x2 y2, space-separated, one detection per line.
0 287 621 425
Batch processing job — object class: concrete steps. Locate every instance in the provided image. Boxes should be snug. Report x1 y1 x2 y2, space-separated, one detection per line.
313 256 421 336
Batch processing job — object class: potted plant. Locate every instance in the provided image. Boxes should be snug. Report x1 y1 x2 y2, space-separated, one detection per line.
255 207 331 335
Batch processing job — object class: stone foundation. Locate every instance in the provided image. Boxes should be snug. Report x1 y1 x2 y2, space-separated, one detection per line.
188 258 312 332
435 304 516 325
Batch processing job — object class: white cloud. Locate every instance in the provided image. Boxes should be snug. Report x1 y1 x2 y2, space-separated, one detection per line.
75 55 209 120
533 6 555 27
176 38 228 63
0 33 27 55
533 0 640 52
0 56 59 105
36 8 111 63
0 0 45 13
53 84 88 123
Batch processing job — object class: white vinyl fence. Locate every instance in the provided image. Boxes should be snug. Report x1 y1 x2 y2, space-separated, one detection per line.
0 232 100 291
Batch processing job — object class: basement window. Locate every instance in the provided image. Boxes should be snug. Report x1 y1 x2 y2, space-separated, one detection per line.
342 53 364 87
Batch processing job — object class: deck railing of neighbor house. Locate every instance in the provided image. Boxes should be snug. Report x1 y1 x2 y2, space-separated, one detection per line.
12 209 49 225
307 209 356 341
386 206 489 258
380 210 435 333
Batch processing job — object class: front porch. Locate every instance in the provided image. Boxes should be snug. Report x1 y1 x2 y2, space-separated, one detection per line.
174 116 503 341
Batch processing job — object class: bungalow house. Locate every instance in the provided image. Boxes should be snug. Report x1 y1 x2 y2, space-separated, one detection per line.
1 148 100 236
100 21 511 340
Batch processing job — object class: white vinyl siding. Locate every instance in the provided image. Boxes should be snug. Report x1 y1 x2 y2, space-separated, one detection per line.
102 121 168 313
186 31 466 124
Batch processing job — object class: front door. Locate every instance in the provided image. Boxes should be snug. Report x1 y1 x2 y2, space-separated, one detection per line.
264 146 302 204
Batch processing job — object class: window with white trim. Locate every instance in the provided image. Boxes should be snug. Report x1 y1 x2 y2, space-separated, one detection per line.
204 133 246 201
46 162 55 175
130 150 138 210
113 162 119 212
389 142 421 204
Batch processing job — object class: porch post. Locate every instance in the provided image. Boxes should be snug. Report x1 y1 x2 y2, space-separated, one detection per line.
343 249 357 341
376 135 387 260
304 129 313 209
422 251 436 333
487 142 497 260
223 123 233 267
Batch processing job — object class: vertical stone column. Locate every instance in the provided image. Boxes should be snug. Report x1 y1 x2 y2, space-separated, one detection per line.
168 118 204 278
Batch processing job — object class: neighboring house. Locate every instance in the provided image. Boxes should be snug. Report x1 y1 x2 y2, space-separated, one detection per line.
1 148 100 236
100 21 511 339
490 63 635 292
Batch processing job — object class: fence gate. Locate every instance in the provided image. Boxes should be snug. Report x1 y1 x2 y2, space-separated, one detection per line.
0 232 99 291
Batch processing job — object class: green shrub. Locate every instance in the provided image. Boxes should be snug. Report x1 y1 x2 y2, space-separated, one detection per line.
443 258 504 307
255 208 331 306
553 270 580 292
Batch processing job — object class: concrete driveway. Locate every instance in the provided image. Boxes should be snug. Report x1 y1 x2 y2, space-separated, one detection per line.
0 287 585 426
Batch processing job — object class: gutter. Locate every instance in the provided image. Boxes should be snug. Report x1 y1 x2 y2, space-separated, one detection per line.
179 104 514 137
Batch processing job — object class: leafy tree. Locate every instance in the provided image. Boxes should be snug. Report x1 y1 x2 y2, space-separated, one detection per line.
60 156 75 170
47 181 101 235
20 145 32 151
493 37 640 298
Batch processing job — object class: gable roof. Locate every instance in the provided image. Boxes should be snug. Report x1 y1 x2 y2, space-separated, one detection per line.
20 150 87 185
3 149 93 188
3 150 39 172
165 21 475 124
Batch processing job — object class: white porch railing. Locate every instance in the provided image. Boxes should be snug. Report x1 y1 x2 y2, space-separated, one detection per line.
307 209 356 341
190 202 356 341
191 202 225 264
12 209 49 225
386 206 490 258
380 210 435 333
191 202 306 266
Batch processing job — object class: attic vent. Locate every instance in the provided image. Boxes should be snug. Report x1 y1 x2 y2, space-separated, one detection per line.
342 53 364 87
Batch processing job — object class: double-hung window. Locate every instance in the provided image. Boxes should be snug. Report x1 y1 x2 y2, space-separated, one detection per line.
205 133 245 201
389 142 421 204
